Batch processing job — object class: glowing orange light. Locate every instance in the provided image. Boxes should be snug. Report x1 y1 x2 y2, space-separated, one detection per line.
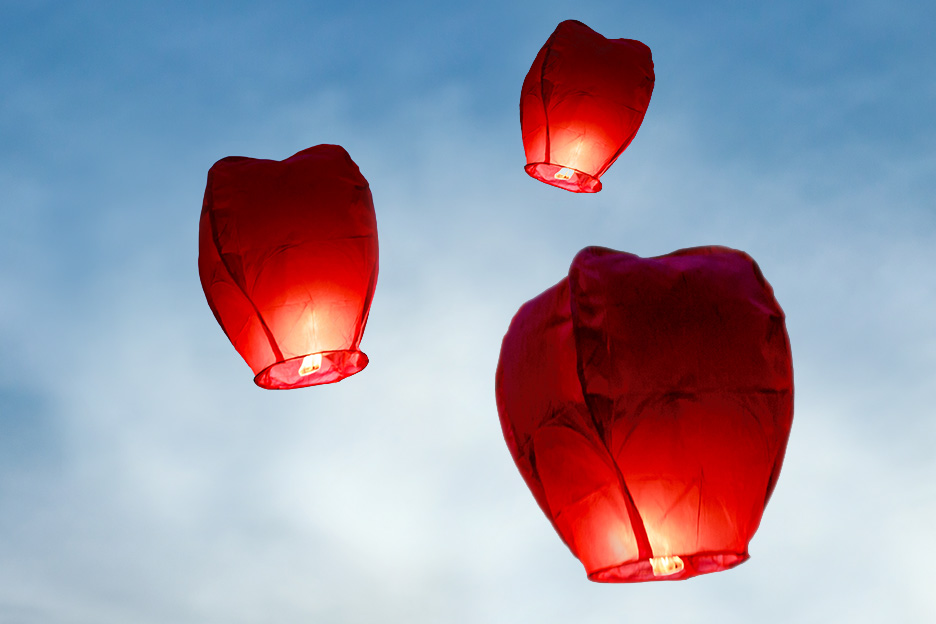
650 556 684 577
554 167 575 180
298 353 323 376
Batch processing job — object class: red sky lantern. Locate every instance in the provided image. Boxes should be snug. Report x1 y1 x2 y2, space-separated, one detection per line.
198 144 378 389
496 246 793 582
520 20 655 193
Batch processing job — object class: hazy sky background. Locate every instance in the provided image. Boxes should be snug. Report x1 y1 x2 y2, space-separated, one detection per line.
1 1 934 622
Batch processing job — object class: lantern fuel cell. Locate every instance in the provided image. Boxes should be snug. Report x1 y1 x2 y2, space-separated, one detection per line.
520 20 655 193
198 145 379 389
495 246 794 582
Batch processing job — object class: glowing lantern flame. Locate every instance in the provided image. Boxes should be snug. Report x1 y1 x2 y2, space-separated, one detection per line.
298 353 323 376
650 556 684 577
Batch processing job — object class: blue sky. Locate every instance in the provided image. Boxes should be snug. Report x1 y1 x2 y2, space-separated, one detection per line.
1 1 934 622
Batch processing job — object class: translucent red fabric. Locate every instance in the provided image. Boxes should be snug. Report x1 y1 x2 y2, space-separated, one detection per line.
496 246 793 582
198 145 379 389
520 20 655 193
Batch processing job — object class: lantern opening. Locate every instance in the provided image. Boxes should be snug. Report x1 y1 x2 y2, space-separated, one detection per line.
588 551 749 583
254 349 369 390
524 163 602 193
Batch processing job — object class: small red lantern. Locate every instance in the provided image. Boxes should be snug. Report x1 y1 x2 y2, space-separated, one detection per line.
198 144 378 389
496 246 793 582
520 20 655 193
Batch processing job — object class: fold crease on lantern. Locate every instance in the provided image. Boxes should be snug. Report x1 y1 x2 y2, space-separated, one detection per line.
199 144 379 389
520 20 655 193
495 246 793 582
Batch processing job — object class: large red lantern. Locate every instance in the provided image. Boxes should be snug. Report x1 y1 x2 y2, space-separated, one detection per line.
520 20 655 193
198 144 378 389
496 246 793 582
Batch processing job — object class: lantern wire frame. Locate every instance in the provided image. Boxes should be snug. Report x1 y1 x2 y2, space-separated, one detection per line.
524 162 603 193
254 349 370 390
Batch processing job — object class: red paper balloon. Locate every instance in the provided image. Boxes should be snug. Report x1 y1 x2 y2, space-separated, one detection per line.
496 246 793 582
520 20 655 193
198 145 378 389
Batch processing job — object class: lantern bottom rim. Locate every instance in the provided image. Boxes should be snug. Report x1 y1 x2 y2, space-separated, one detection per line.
253 349 369 390
587 550 749 583
524 162 602 193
